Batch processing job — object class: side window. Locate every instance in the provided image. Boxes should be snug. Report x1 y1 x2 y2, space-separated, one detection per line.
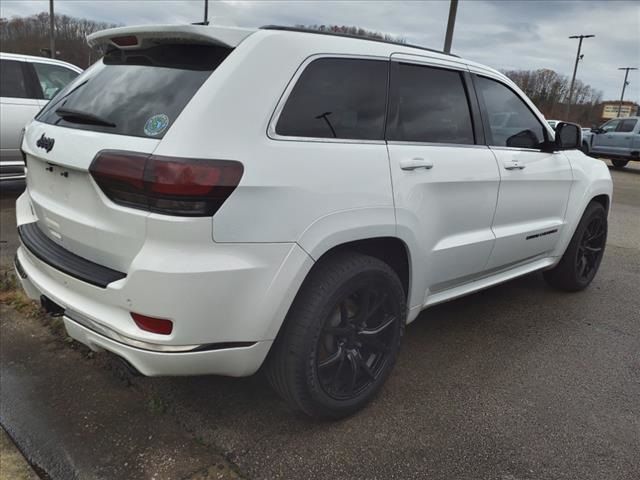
275 58 388 140
601 119 620 133
0 59 28 98
617 119 637 133
32 63 79 100
387 63 474 144
475 76 546 149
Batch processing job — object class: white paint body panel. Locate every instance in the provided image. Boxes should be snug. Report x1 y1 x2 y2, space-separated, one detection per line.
16 26 612 377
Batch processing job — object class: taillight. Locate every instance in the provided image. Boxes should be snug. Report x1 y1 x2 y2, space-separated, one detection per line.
131 313 173 335
89 150 243 216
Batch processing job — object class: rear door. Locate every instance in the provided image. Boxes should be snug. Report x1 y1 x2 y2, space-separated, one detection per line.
385 55 500 301
472 74 572 270
0 58 41 173
22 43 231 272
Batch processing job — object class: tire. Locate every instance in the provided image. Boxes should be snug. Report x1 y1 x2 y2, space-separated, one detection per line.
543 202 607 292
611 160 628 169
266 251 406 419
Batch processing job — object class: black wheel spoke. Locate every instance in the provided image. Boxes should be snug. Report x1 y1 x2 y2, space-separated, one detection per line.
330 354 347 391
364 293 388 322
577 255 588 278
318 345 345 369
346 353 358 395
357 354 376 381
359 315 396 336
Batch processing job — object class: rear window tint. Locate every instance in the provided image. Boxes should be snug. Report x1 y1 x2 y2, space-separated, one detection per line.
275 58 388 141
36 44 230 138
0 59 28 98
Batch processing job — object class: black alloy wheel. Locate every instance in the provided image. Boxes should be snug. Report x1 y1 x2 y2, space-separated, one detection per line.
575 214 606 283
316 285 398 400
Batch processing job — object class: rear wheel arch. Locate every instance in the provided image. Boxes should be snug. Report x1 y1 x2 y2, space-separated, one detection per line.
310 237 412 301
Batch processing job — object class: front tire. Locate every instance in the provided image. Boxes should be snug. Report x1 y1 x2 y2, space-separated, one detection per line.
543 202 607 292
611 159 628 169
266 252 406 419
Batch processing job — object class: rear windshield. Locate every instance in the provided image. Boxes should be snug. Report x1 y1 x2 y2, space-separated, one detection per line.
36 43 230 138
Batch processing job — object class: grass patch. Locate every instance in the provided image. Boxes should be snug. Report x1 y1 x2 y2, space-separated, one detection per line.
146 396 169 415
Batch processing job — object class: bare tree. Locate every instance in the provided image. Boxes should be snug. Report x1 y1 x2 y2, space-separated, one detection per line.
503 68 603 125
295 24 406 44
0 12 118 68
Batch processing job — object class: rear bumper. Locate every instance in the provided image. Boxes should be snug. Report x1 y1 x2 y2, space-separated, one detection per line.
15 192 314 376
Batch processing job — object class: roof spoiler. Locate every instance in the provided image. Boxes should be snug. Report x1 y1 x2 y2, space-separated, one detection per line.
87 24 255 50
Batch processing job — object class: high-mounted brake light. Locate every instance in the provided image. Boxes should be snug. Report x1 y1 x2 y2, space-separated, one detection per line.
131 313 173 335
89 151 243 217
111 35 138 47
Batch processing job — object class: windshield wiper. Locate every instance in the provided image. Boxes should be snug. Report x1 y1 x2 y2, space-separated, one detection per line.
55 107 116 127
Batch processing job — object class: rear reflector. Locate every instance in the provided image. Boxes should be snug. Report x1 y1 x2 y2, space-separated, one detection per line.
131 313 173 335
111 35 138 47
89 150 243 216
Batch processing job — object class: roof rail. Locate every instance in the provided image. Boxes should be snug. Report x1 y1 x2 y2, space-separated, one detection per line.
260 25 459 58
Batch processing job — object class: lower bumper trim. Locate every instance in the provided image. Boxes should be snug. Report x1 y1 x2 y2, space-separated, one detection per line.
65 310 256 353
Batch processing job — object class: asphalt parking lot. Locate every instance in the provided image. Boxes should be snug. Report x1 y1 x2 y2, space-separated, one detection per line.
1 161 639 480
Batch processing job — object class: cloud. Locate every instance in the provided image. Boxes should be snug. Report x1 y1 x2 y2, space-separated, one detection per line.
1 0 638 102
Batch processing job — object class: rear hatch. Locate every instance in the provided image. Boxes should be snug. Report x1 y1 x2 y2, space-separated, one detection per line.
22 28 244 272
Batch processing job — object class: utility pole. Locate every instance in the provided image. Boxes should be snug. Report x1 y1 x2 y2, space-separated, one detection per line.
203 0 209 25
49 0 55 59
443 0 458 54
565 34 594 120
617 67 637 117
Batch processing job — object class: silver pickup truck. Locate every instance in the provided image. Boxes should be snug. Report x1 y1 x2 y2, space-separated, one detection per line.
582 116 640 168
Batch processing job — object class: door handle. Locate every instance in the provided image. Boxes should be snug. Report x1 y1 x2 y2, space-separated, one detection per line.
504 161 526 170
400 158 433 171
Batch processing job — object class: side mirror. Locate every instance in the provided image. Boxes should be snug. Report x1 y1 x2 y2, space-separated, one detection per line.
591 127 604 134
555 122 582 150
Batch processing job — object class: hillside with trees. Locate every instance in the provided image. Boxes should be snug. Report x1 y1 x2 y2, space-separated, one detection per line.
294 24 406 43
0 12 117 68
503 68 603 126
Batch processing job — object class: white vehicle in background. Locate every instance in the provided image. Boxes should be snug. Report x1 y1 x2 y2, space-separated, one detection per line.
15 25 612 418
0 52 81 185
582 116 640 168
546 119 562 129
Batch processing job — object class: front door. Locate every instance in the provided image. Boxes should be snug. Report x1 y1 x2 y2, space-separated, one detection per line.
591 118 623 155
385 58 500 304
472 74 572 270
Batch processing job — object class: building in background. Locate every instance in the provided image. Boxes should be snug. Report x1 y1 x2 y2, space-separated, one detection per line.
601 101 640 120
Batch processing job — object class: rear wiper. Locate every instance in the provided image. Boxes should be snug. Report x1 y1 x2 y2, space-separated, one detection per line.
55 107 116 127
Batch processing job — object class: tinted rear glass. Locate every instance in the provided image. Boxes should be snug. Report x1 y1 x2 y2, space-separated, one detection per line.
387 63 474 144
0 60 28 98
36 44 230 138
275 58 388 140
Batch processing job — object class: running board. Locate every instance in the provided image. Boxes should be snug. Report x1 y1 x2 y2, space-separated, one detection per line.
424 257 556 308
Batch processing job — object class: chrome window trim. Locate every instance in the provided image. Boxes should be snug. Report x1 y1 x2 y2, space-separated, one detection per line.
386 141 489 149
267 53 389 145
489 146 559 154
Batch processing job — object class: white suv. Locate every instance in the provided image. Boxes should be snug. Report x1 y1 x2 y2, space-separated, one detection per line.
15 25 612 418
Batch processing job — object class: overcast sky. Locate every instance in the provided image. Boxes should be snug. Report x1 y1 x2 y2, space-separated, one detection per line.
2 0 639 103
